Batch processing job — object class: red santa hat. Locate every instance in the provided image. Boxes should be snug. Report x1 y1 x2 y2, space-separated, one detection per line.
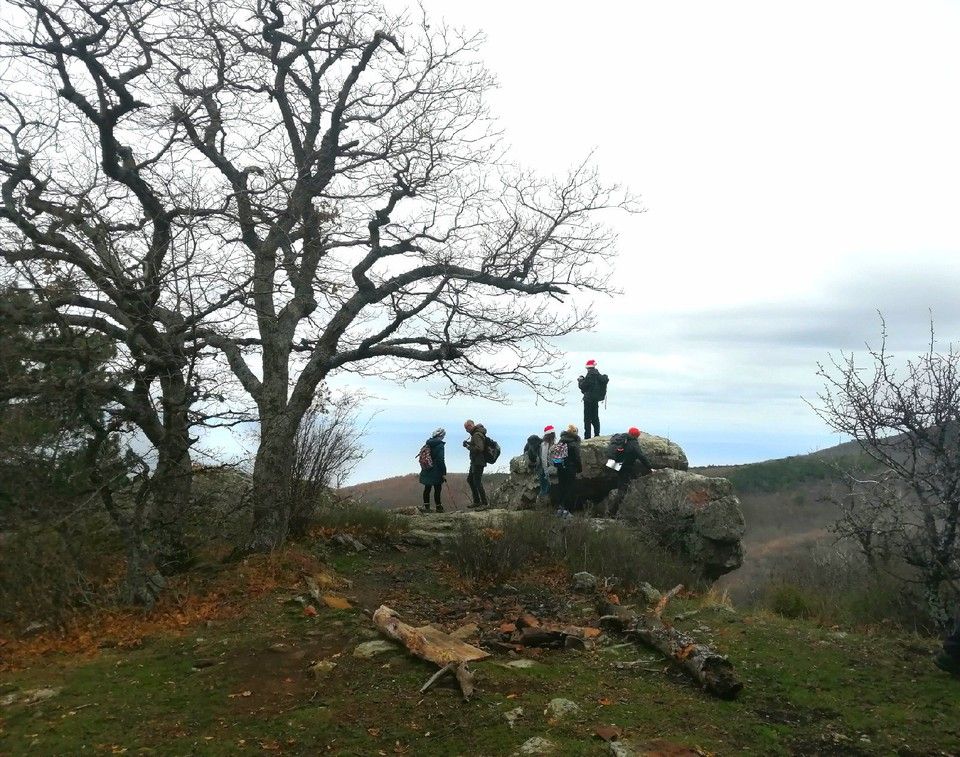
543 425 556 434
585 359 597 368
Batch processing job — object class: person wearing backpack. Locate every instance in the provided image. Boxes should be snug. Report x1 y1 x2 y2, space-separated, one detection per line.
577 359 609 439
463 420 490 509
417 428 447 513
552 424 583 513
606 427 654 516
537 426 557 499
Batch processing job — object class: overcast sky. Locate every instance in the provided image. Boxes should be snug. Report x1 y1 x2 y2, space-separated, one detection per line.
209 1 960 484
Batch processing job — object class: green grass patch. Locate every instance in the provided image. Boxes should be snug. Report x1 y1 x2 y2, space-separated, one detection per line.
3 536 959 756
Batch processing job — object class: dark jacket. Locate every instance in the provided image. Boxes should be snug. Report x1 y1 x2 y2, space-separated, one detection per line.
559 430 583 474
419 437 446 486
578 367 608 403
467 424 488 465
524 435 542 468
623 436 652 474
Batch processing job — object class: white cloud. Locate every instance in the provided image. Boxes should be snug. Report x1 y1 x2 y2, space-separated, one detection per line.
210 1 960 482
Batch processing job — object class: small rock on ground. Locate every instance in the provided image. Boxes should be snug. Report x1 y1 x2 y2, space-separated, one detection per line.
353 640 397 659
308 660 338 677
572 571 598 592
518 736 556 755
544 697 581 719
503 706 523 728
500 658 537 669
637 582 662 605
1 687 62 707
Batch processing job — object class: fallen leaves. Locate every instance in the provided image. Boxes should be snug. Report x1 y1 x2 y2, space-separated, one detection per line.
1 546 325 672
321 594 352 610
595 724 622 742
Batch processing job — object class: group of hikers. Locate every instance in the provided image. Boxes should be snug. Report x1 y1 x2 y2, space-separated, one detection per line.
415 359 652 514
412 359 960 682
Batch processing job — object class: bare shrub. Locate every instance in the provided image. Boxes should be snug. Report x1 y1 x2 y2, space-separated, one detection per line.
311 500 409 539
446 513 694 590
756 542 933 631
288 391 370 538
814 318 960 623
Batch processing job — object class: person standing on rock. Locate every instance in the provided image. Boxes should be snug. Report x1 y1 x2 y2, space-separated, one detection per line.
463 420 489 509
418 428 447 513
538 425 557 501
607 427 654 517
578 359 608 440
553 424 583 513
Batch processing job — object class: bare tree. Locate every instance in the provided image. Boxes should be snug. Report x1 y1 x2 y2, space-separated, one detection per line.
0 0 251 573
166 0 634 551
287 388 368 536
2 0 634 554
814 319 960 622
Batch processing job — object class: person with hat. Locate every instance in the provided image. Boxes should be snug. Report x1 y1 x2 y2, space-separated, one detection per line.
418 428 447 513
607 427 654 517
577 359 609 439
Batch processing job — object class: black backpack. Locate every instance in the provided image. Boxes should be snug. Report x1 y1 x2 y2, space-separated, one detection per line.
524 435 542 466
596 373 609 401
607 432 629 463
580 371 609 402
484 436 502 464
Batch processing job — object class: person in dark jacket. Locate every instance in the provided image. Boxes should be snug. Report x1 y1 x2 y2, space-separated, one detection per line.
463 419 489 509
537 425 557 499
418 428 447 513
935 612 960 677
554 425 583 512
578 359 608 439
608 427 654 517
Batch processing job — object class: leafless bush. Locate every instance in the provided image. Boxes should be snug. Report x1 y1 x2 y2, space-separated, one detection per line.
287 390 371 537
814 318 960 623
756 541 934 632
447 513 693 590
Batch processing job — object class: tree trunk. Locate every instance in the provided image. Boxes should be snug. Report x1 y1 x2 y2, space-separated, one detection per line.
122 535 166 608
150 376 193 574
245 414 296 553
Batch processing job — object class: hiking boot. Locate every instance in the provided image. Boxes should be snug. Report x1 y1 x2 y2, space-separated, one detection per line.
934 652 960 677
435 504 444 513
418 505 432 514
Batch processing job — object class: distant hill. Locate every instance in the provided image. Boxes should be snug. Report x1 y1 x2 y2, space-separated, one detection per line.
339 472 509 510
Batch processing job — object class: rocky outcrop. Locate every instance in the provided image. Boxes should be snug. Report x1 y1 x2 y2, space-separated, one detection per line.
489 434 744 580
605 468 746 580
491 433 688 510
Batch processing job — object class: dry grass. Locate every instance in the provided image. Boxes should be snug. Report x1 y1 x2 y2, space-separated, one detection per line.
445 512 694 590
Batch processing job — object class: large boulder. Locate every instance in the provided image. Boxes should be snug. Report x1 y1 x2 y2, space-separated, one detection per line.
489 434 744 580
491 433 688 509
609 468 745 580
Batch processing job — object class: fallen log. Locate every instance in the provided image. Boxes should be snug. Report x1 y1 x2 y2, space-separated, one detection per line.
373 605 489 701
599 585 743 700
